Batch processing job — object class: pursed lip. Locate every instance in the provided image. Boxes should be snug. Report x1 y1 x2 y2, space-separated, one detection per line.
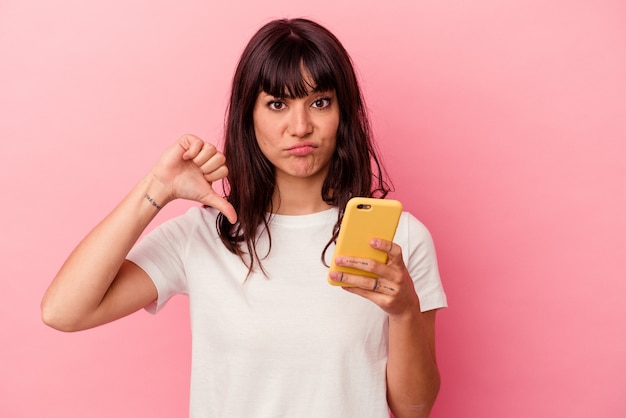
286 141 318 156
286 141 318 151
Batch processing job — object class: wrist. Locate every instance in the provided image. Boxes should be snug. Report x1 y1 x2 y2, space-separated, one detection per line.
388 302 423 325
144 193 163 210
137 174 174 209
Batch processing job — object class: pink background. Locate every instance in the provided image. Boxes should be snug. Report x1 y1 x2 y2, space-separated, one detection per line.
1 0 625 417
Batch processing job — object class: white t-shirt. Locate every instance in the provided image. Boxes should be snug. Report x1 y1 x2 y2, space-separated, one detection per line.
128 206 447 418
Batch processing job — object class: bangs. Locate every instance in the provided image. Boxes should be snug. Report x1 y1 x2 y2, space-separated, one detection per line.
258 37 336 98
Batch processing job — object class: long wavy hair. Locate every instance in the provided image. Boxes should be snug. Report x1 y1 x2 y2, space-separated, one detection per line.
216 18 391 275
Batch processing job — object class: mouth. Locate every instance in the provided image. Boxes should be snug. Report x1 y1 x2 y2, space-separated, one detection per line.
286 142 317 156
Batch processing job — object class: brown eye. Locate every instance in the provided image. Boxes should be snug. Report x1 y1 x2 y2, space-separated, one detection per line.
312 98 331 109
268 101 286 111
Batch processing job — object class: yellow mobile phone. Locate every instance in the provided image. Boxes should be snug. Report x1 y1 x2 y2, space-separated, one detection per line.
328 197 403 286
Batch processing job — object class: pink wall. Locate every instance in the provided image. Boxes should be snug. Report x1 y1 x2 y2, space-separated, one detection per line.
1 0 625 417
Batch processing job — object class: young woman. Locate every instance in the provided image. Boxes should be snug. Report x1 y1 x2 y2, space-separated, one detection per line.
42 18 447 418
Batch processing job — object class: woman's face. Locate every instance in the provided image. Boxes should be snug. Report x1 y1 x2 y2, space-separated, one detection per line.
252 83 340 185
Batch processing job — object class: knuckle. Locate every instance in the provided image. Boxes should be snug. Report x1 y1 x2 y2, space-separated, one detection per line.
370 263 384 274
213 152 226 165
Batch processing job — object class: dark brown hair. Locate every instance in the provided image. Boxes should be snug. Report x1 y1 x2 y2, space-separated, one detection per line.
216 18 391 274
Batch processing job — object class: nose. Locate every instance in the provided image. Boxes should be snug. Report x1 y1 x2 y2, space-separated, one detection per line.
288 106 313 137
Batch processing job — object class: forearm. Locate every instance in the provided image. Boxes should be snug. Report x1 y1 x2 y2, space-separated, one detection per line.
41 174 170 330
386 308 440 418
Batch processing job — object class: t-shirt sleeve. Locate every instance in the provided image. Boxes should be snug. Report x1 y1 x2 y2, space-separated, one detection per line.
127 213 192 314
398 213 448 311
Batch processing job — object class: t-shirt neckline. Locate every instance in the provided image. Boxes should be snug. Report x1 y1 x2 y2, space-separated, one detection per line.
268 207 338 226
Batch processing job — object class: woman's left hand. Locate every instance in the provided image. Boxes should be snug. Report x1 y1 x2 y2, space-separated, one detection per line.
329 238 421 317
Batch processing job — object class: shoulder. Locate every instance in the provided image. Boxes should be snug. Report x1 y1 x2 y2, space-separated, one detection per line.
397 211 435 245
395 211 439 266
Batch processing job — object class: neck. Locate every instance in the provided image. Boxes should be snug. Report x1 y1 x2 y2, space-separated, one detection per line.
271 173 333 215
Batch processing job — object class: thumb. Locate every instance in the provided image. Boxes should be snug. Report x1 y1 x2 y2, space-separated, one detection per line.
201 194 238 224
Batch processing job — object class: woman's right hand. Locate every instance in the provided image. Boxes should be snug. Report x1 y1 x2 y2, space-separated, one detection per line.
41 134 237 331
151 134 237 223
